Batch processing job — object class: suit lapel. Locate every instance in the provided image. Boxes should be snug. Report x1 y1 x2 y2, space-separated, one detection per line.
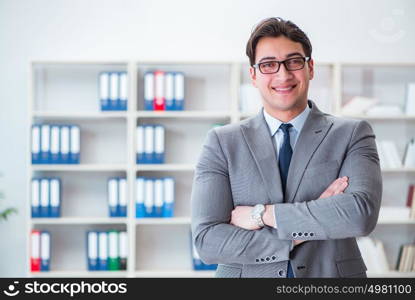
285 101 333 203
240 110 284 204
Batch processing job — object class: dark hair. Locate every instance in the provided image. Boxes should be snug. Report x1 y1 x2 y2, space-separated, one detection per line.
246 17 312 66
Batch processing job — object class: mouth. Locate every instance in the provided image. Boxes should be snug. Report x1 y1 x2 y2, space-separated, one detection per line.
272 84 297 94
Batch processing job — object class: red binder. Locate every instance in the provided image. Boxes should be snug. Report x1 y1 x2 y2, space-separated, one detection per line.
154 71 165 111
31 230 41 272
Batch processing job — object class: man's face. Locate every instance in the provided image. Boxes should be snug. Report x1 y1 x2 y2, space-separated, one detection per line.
250 36 314 115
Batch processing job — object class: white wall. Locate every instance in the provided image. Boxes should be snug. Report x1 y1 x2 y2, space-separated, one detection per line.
0 0 414 276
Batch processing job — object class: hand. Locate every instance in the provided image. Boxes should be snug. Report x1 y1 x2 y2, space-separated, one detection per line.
294 176 349 247
318 176 348 199
230 206 261 230
293 240 305 246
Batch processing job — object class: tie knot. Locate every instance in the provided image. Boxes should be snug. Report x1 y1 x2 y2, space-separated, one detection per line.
279 123 293 135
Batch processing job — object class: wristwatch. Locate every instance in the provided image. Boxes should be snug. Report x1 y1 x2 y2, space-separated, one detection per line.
251 204 265 228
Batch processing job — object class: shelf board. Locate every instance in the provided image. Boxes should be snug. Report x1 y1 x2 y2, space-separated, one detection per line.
31 164 128 172
381 168 415 173
30 270 128 278
32 111 128 119
31 217 128 225
136 164 195 171
239 112 258 119
339 114 415 120
32 60 129 65
377 218 415 225
367 271 415 278
136 111 231 119
134 270 215 278
135 217 190 225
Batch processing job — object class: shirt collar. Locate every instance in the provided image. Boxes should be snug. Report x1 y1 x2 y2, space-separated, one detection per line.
263 103 311 137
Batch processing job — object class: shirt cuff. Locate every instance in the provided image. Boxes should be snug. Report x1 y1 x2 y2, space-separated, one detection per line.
272 205 278 229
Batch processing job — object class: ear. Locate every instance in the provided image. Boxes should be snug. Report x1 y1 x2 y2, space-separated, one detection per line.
308 58 314 80
249 66 257 87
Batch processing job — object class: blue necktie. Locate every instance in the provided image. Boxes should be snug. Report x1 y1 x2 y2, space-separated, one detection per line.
278 123 295 278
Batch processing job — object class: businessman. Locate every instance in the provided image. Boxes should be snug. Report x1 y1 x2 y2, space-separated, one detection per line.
191 17 382 278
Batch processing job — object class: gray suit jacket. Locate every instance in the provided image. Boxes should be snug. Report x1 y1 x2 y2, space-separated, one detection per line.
191 100 382 278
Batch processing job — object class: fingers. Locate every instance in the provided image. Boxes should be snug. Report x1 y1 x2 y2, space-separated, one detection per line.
319 176 349 199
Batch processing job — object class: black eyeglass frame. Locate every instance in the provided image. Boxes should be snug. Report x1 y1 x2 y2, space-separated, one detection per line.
252 56 311 74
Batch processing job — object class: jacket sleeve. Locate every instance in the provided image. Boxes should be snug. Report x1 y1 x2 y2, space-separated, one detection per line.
191 129 292 265
273 120 382 240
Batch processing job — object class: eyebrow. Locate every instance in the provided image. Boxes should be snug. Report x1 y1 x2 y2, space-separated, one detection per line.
258 52 304 63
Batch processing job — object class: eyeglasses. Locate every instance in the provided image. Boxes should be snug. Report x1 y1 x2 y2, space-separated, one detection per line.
253 56 310 74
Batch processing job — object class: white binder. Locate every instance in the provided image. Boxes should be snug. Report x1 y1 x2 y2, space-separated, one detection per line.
49 178 60 217
40 231 50 271
136 125 144 163
118 178 127 217
144 179 154 216
144 125 154 163
119 72 128 110
154 125 165 163
31 125 41 163
60 126 70 163
108 178 118 217
50 125 60 163
98 231 108 270
40 124 50 163
154 179 164 217
70 125 80 163
40 178 49 217
31 179 40 217
144 72 154 110
87 231 98 270
110 72 119 108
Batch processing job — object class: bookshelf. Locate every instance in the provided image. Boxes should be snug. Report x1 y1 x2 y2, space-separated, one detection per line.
27 60 415 278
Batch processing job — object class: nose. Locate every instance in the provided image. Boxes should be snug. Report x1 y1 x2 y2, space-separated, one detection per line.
275 63 293 79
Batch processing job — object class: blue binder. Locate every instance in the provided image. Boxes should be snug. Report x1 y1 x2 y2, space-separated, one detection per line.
31 125 41 164
144 178 154 217
50 125 60 164
154 179 164 217
144 72 155 110
99 72 111 111
109 72 119 111
163 177 175 217
39 178 50 217
98 231 108 270
118 72 128 111
69 125 80 164
87 231 99 271
165 72 175 111
49 178 61 218
118 177 127 217
153 125 165 164
143 125 154 164
31 178 40 218
60 125 70 164
136 177 146 218
40 231 51 271
108 178 118 217
40 124 51 164
174 72 185 110
136 125 144 164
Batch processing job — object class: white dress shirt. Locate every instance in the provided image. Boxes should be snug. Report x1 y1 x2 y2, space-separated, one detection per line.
262 103 311 231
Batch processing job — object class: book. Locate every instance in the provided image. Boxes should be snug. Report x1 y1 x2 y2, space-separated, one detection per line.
341 96 378 115
403 139 415 168
405 83 415 115
381 140 402 168
366 104 403 116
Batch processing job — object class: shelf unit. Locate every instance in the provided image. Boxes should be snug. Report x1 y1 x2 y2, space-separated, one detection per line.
27 60 415 278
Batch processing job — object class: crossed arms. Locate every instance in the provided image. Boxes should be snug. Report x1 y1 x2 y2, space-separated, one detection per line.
191 120 382 265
